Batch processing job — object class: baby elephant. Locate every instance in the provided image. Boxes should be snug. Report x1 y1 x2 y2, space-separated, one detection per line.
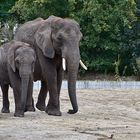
0 40 36 117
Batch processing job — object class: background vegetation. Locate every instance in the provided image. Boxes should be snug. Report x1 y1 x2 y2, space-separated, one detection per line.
0 0 140 77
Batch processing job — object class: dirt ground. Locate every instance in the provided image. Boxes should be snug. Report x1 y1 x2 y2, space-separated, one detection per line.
0 89 140 140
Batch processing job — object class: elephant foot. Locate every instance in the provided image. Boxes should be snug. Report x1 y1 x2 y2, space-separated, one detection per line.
68 109 78 114
1 107 10 113
45 107 62 116
24 106 35 112
14 110 24 117
36 102 45 111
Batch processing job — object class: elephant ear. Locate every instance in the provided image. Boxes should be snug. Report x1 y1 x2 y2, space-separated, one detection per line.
35 18 55 58
35 27 54 58
35 16 63 59
7 41 19 72
7 41 27 72
8 51 15 72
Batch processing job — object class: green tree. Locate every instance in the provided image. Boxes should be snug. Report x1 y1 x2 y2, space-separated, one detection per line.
10 0 70 22
10 0 138 75
70 0 137 75
0 0 17 22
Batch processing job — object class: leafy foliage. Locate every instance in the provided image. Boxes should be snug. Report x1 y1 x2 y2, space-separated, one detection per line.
0 0 139 76
70 0 137 75
10 0 71 22
0 0 17 22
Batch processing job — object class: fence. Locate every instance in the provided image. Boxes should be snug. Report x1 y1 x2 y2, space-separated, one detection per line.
34 80 140 90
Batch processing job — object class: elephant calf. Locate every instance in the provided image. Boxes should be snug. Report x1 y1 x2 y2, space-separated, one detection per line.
0 40 36 117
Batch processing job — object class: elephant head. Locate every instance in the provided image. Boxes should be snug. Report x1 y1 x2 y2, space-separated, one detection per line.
35 16 87 114
8 41 36 76
7 40 36 114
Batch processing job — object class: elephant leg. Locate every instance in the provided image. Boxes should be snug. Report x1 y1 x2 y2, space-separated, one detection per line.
8 69 24 117
36 81 48 111
13 82 25 117
45 70 61 116
13 89 24 117
36 48 61 116
1 84 10 113
57 67 63 110
25 78 35 112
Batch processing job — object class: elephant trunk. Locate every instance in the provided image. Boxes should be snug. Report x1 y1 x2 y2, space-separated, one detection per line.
20 76 29 112
64 46 80 114
62 41 81 114
67 63 79 114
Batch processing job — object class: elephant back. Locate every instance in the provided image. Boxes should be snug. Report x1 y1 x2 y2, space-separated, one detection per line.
14 18 44 45
0 43 10 62
0 43 10 83
0 46 6 66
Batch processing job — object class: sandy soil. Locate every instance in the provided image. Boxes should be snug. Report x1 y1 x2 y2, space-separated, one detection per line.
0 89 140 140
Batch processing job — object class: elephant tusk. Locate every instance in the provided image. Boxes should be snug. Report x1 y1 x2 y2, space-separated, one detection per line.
80 60 87 70
62 58 66 71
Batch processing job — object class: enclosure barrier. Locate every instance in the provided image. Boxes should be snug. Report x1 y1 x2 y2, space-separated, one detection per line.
34 80 140 90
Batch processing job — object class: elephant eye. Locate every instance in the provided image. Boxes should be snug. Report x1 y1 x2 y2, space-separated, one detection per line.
32 60 35 64
15 59 20 68
57 34 62 40
15 58 19 63
65 28 71 34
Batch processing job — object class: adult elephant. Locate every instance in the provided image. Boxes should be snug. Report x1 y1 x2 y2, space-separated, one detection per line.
14 16 87 116
0 40 36 117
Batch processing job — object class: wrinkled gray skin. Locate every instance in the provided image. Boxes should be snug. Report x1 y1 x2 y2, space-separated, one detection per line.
14 16 82 116
0 40 36 117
